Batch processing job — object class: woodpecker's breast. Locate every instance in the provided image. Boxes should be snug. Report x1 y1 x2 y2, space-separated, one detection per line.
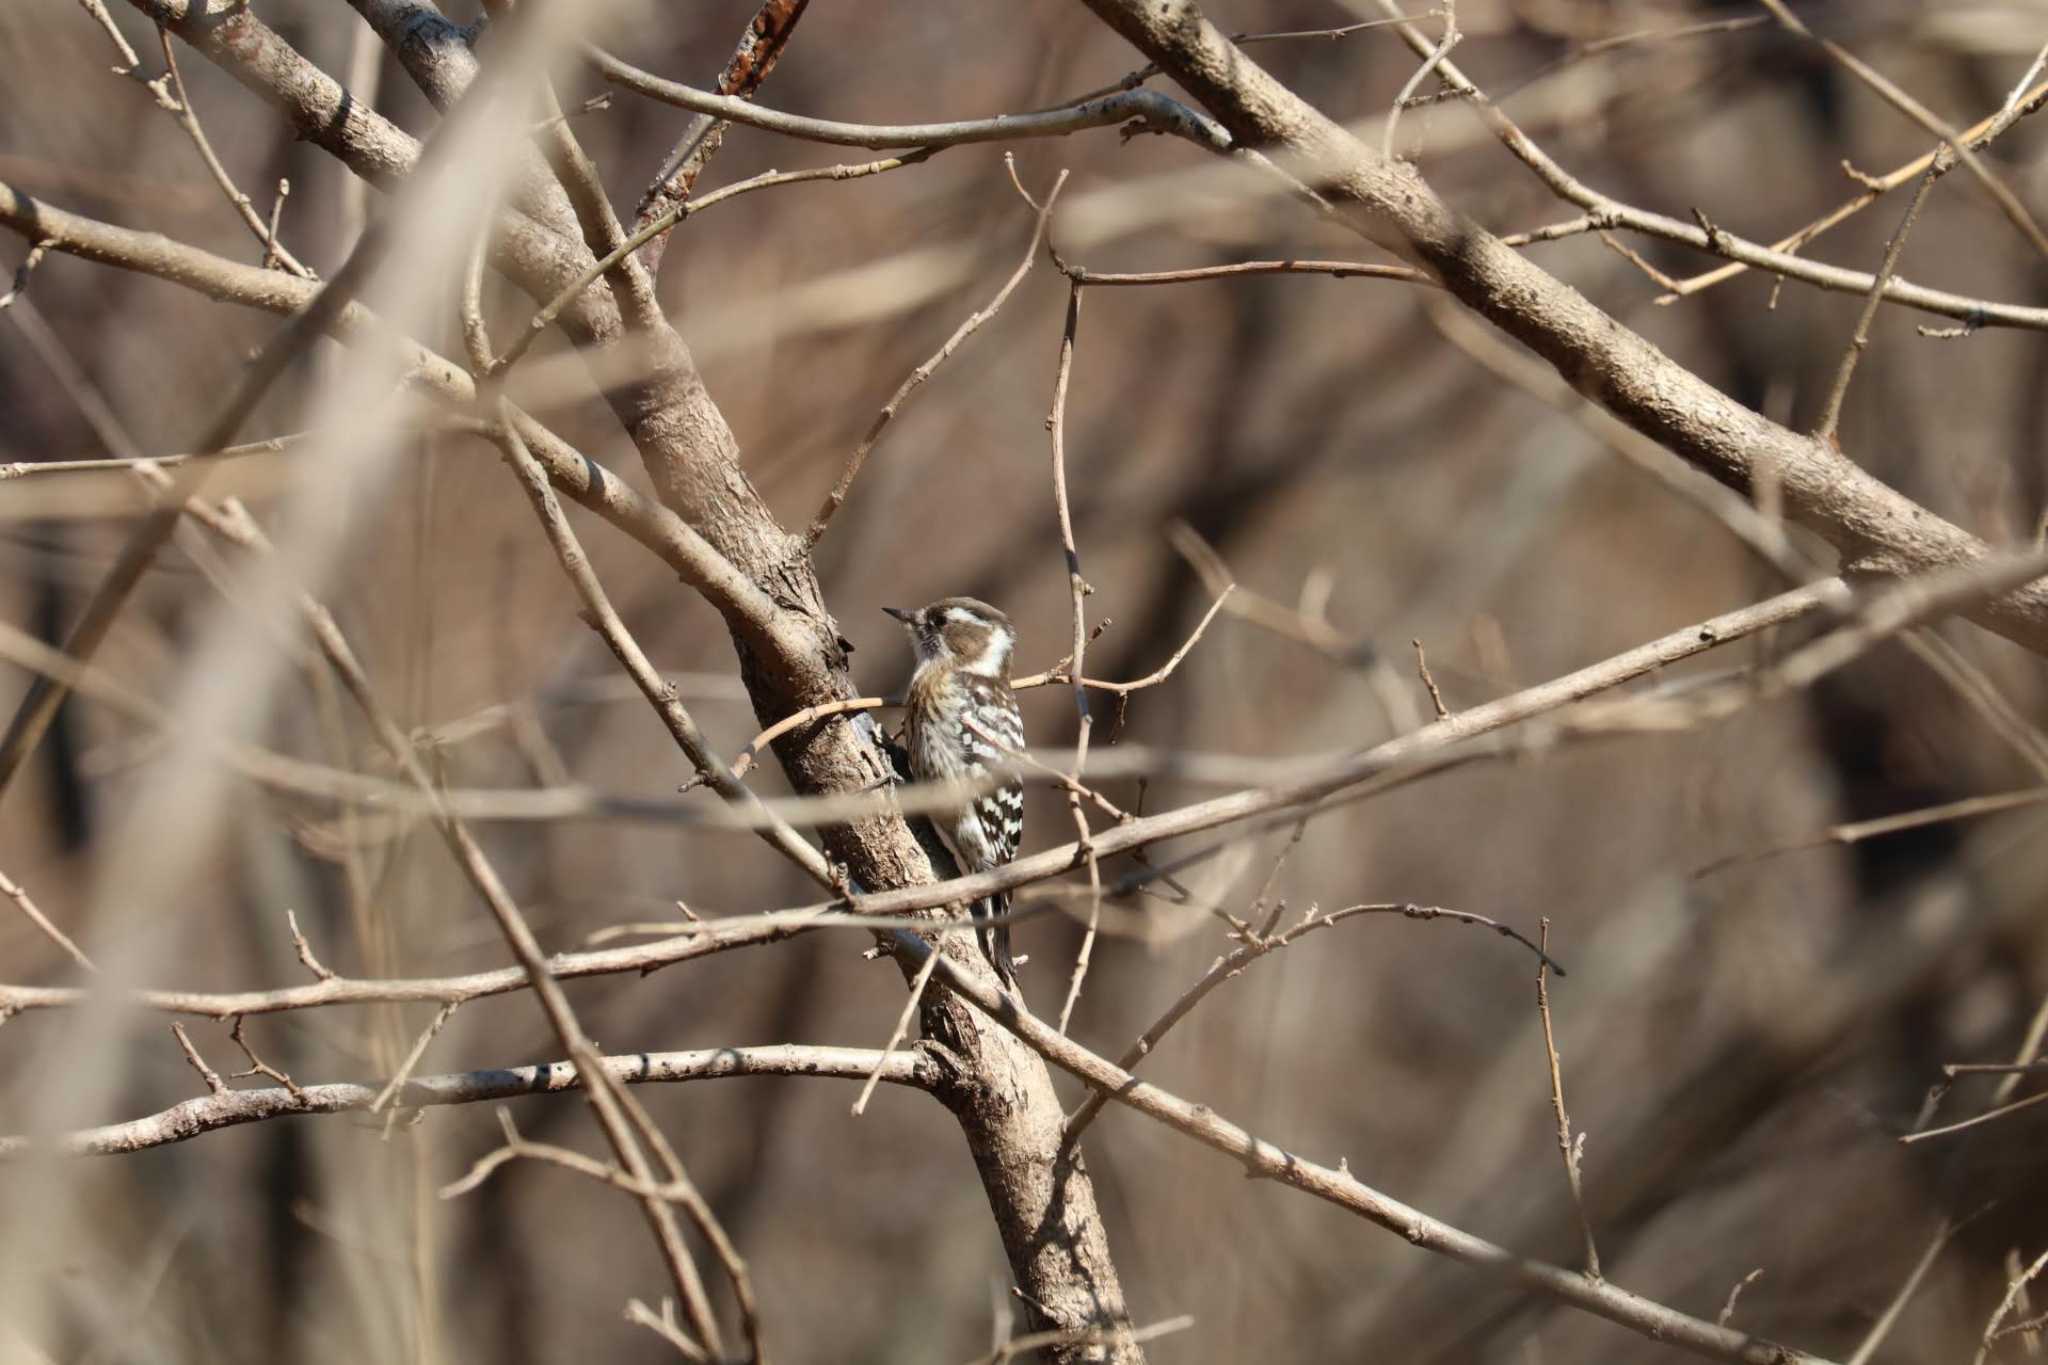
904 666 966 781
904 665 1024 870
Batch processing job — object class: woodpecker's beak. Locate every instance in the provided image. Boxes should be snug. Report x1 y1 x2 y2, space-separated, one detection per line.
881 606 913 624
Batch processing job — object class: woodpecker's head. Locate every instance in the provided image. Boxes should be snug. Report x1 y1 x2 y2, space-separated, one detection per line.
884 597 1016 679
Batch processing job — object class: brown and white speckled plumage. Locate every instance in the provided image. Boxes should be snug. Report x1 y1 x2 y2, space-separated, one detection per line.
886 597 1024 983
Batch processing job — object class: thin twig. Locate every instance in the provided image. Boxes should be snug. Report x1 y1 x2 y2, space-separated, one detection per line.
1844 1220 1953 1365
1599 230 1685 292
1382 0 1458 158
1992 1308 2048 1345
0 191 398 806
1899 1087 2048 1144
259 178 290 272
964 1313 1195 1364
1503 15 1765 99
633 0 811 278
1717 1269 1763 1328
1975 1251 2048 1365
1944 1060 2048 1078
1537 919 1599 1279
1014 586 1234 693
805 160 1067 546
490 413 812 1359
1990 992 2048 1108
488 415 832 887
2 1047 934 1158
969 714 1128 824
150 30 312 278
1064 901 1560 1145
851 949 939 1117
493 149 931 379
729 697 893 780
1690 786 2048 880
0 867 95 972
1900 630 2048 781
1360 0 2048 333
626 1298 710 1363
1165 520 1392 664
1756 1 2048 263
896 930 1827 1365
1814 163 1939 446
442 1110 653 1203
285 909 336 980
2 579 1848 1026
227 1016 302 1098
1071 11 1441 100
0 432 308 480
1662 72 2048 301
268 399 733 1354
442 1098 769 1356
1060 258 1423 287
1413 638 1449 721
369 1002 461 1114
169 1022 226 1096
74 0 141 71
1046 277 1101 1035
1250 822 1307 938
592 53 1231 154
526 92 612 135
733 590 1231 781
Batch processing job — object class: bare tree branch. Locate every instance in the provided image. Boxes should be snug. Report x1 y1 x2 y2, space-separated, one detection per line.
633 0 811 277
1063 900 1560 1146
0 180 789 637
0 576 1841 1024
805 160 1065 547
1078 0 2048 661
898 933 1839 1365
591 53 1231 154
1662 73 2048 301
0 1047 935 1157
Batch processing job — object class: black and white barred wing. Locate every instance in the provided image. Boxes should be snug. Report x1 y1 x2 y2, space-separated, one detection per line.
959 677 1024 870
952 676 1023 984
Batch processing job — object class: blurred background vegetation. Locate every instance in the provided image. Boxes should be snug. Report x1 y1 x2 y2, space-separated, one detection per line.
2 1 2046 1360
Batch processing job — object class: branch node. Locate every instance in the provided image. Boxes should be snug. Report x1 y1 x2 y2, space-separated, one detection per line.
227 1015 303 1099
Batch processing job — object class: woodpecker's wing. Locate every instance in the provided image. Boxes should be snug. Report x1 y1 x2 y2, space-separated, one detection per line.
962 677 1025 869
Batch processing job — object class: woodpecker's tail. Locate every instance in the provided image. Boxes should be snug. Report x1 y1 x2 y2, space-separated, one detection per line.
974 892 1017 987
